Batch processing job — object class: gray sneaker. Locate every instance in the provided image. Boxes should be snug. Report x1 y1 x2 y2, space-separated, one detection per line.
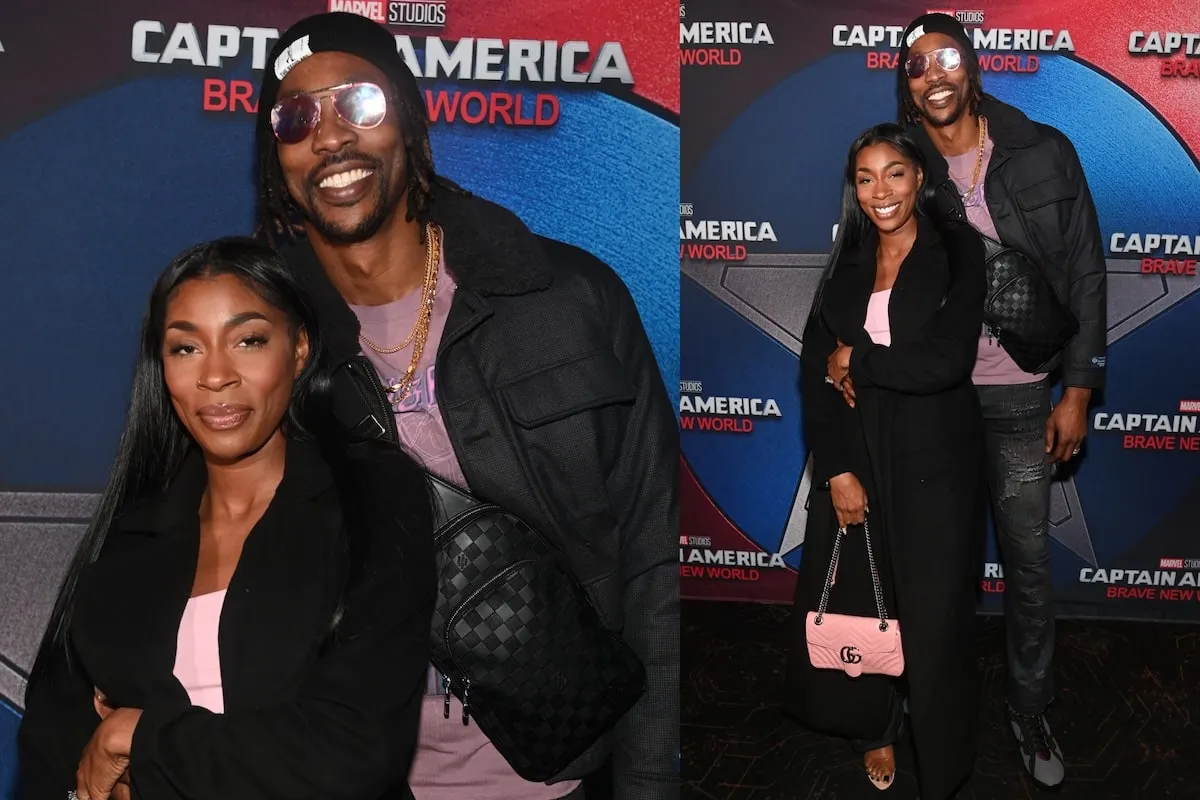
1009 709 1065 789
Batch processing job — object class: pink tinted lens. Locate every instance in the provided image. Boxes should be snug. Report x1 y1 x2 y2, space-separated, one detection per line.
936 48 963 72
905 47 963 78
271 94 321 144
332 83 388 129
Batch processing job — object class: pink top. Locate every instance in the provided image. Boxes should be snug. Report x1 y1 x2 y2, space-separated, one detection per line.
173 589 226 713
945 135 1046 385
865 289 892 346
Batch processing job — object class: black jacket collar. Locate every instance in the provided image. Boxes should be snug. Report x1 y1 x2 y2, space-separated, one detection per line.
975 94 1040 149
111 437 334 536
840 213 943 268
281 183 554 365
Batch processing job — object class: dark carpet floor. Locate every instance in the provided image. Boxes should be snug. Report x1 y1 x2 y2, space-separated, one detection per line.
681 600 1200 800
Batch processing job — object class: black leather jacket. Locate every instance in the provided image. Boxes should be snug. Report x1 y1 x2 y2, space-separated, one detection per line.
913 95 1108 389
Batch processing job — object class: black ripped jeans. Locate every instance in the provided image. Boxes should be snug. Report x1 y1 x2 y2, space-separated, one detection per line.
976 380 1055 715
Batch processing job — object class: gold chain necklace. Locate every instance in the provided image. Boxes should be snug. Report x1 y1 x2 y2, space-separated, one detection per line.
961 115 988 204
358 222 442 404
359 222 440 355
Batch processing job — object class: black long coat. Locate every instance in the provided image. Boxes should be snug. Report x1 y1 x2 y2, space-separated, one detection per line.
783 216 988 800
17 440 436 800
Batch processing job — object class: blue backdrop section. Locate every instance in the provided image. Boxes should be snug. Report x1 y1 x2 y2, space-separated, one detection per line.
682 49 1200 610
0 705 14 800
0 78 678 489
680 274 804 562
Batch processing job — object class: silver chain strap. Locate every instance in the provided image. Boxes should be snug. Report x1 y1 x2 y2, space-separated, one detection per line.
813 517 891 632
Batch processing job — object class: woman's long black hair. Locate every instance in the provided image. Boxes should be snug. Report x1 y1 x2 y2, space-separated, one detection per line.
27 237 429 687
810 123 931 316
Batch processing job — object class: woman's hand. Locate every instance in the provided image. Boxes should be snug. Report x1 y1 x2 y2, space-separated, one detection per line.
76 707 142 800
828 472 868 528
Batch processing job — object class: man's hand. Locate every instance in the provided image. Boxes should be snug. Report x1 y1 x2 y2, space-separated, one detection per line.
76 707 142 800
94 688 113 720
1046 387 1091 463
839 375 857 408
827 341 853 388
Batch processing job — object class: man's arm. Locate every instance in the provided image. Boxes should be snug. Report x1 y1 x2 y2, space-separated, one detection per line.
597 266 680 800
1055 131 1107 391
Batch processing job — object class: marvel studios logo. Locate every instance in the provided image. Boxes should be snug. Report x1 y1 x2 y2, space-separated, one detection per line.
1160 558 1200 569
925 8 985 25
1180 400 1200 413
680 202 694 217
328 0 446 27
388 0 447 27
681 535 712 547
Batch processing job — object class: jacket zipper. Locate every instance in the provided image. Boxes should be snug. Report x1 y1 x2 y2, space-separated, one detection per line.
441 558 538 725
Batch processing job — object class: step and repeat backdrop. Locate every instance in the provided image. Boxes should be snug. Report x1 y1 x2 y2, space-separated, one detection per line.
0 1 678 793
679 1 1200 618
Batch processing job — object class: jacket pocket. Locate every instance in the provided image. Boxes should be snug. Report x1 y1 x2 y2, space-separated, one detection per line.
501 351 637 428
1014 176 1077 212
499 352 637 520
1013 176 1076 263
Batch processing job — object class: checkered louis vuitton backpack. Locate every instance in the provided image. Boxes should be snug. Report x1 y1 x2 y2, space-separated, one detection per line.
979 234 1079 373
426 473 646 781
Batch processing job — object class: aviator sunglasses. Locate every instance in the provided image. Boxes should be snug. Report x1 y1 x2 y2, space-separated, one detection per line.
270 82 389 145
904 46 963 79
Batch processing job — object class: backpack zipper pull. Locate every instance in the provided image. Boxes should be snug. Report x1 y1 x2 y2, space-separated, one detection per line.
462 677 471 725
443 675 452 719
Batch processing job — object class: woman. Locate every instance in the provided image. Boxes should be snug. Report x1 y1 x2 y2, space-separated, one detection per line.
783 124 987 799
17 238 436 800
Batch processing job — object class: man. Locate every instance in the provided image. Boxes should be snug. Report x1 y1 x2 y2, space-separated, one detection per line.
896 13 1107 790
253 12 679 800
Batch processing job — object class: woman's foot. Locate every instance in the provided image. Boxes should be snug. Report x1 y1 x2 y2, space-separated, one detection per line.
864 745 896 790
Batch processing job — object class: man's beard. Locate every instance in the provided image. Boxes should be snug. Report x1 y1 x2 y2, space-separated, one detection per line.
301 154 401 244
918 84 970 128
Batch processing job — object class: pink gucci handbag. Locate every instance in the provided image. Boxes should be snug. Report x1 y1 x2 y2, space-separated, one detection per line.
805 518 905 678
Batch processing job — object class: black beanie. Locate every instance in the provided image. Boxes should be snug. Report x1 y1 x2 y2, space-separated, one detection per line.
898 13 977 66
257 12 426 129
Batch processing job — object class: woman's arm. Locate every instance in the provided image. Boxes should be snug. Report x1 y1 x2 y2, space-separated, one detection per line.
845 224 987 395
121 497 436 800
16 644 101 800
801 306 869 486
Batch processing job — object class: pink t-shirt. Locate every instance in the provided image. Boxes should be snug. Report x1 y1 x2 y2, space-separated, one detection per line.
945 135 1046 385
865 289 892 346
174 589 227 713
351 232 577 800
